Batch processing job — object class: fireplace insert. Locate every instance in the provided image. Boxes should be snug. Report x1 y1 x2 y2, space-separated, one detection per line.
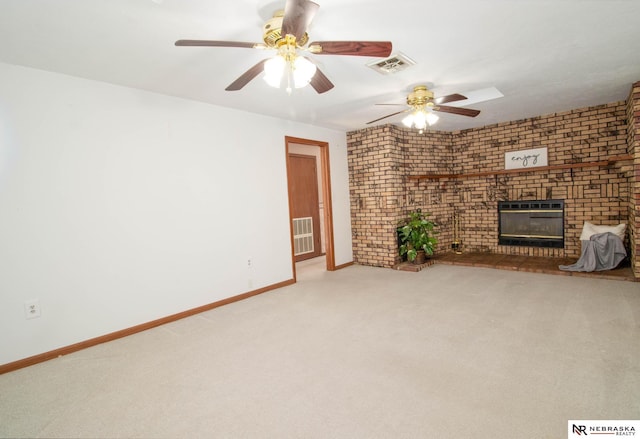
498 200 564 248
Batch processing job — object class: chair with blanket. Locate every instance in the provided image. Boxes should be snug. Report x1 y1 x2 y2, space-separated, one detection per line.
559 222 627 272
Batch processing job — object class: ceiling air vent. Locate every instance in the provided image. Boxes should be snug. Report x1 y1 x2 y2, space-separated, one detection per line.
367 53 416 75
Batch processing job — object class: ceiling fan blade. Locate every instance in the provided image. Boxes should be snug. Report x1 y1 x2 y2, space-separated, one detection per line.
225 59 268 91
435 93 467 105
308 41 392 57
281 0 319 41
366 110 408 125
309 65 334 94
434 105 481 117
175 40 264 49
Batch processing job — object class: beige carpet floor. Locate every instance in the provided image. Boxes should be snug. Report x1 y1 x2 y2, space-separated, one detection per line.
1 260 639 438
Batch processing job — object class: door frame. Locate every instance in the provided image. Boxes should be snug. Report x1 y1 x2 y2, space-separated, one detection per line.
285 136 336 280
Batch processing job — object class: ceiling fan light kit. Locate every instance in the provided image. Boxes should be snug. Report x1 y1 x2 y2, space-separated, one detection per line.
402 110 439 133
175 0 392 94
263 35 317 93
402 85 439 132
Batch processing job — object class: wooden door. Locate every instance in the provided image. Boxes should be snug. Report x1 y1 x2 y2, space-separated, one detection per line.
289 154 322 261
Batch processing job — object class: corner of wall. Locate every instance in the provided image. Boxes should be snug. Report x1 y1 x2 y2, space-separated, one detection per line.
347 125 456 267
626 81 640 277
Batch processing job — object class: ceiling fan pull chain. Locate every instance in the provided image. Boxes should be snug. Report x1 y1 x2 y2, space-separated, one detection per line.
286 63 293 95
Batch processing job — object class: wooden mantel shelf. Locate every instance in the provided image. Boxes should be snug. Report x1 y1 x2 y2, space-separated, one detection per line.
407 154 634 180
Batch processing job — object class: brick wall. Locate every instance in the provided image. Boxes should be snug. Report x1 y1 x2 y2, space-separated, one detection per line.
450 102 630 259
348 96 637 270
347 126 405 267
347 126 455 266
627 82 640 276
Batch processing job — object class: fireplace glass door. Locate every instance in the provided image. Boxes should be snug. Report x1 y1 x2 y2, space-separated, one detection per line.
498 200 564 248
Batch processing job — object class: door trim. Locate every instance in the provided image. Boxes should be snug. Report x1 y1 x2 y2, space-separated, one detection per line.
285 136 336 281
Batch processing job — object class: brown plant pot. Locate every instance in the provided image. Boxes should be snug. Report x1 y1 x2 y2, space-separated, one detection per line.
412 250 427 265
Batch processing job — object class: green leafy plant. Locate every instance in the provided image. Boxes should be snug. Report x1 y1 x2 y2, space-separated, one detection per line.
398 209 439 262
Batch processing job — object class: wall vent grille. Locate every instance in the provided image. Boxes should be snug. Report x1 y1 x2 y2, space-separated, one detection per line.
293 217 314 256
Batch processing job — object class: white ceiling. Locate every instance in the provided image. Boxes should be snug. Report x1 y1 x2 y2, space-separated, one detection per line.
1 0 639 132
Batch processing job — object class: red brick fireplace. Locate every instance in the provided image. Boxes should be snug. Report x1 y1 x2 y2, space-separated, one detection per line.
347 81 640 277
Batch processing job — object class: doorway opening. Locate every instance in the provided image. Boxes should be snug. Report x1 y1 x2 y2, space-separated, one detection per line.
285 136 335 281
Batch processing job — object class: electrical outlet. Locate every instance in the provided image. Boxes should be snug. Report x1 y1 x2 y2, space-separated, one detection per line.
24 299 41 319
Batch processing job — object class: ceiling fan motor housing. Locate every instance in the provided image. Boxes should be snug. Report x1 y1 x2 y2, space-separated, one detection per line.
407 85 435 107
263 10 309 48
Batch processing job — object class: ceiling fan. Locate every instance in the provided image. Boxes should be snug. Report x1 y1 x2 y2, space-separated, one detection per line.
175 0 393 94
367 85 481 129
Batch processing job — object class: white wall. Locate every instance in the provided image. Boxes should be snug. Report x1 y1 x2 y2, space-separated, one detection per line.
0 62 353 365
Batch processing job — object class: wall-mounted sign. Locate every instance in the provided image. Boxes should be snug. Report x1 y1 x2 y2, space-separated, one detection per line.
505 147 548 170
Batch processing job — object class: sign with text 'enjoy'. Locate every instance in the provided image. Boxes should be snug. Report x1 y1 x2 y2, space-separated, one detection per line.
505 147 548 170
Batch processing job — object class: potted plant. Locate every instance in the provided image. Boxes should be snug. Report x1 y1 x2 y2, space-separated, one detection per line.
398 209 438 264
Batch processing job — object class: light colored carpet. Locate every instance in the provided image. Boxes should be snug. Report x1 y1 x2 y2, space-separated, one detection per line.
1 261 639 438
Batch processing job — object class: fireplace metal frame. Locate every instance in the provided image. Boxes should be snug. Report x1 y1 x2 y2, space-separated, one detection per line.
498 200 564 248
